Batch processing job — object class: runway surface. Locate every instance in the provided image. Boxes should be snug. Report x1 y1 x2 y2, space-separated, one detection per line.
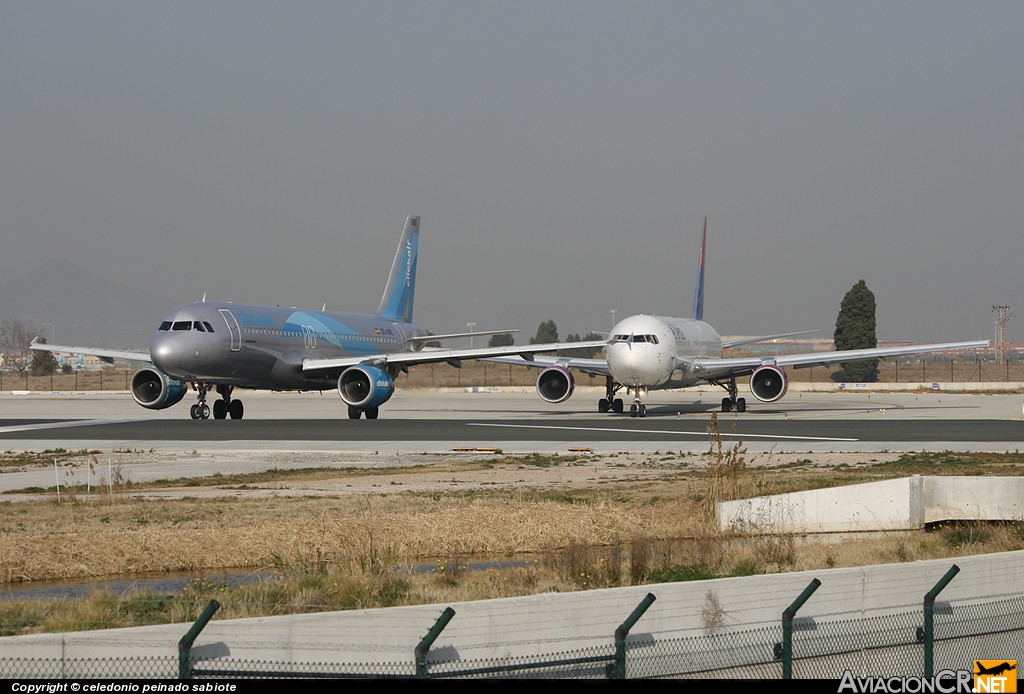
1 388 1022 452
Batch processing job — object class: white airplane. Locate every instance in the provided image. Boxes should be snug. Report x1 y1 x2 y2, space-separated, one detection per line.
30 215 603 420
490 218 989 417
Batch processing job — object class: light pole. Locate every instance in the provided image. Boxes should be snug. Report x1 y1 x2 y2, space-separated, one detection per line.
992 305 1013 365
466 322 477 349
610 309 617 330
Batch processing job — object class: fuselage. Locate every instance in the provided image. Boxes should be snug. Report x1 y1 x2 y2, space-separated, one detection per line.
149 301 429 390
605 314 723 390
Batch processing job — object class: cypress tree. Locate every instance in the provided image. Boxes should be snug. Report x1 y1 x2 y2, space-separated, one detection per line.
834 279 879 382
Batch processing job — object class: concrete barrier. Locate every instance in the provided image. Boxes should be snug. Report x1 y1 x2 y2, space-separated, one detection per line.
2 550 1022 675
718 476 1024 533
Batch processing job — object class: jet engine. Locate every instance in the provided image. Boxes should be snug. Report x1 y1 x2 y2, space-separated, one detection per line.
536 365 574 404
749 364 788 403
130 367 188 410
338 364 395 410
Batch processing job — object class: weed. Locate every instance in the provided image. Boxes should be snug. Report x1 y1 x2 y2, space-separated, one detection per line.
647 564 719 583
702 591 729 633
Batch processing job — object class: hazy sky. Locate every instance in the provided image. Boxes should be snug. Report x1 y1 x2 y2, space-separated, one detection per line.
2 2 1021 344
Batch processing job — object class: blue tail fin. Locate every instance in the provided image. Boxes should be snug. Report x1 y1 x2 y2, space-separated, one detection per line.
691 217 707 321
376 215 420 323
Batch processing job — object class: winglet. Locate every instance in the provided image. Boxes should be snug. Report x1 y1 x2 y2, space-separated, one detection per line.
691 217 707 321
376 215 420 323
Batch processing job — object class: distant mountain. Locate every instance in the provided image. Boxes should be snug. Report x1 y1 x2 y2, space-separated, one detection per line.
0 258 171 350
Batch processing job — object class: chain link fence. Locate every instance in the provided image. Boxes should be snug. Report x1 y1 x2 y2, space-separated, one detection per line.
3 593 1021 680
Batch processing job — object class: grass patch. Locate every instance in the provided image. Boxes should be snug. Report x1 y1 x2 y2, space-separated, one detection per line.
3 444 1024 635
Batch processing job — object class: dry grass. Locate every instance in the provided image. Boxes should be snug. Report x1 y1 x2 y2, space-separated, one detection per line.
0 489 702 584
2 446 1024 635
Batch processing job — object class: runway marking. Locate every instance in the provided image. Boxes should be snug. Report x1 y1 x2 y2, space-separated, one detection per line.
0 419 136 434
467 423 859 442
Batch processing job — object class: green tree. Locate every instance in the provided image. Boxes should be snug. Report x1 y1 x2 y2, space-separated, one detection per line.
30 337 57 376
833 279 878 382
488 332 515 348
561 332 605 358
530 320 559 345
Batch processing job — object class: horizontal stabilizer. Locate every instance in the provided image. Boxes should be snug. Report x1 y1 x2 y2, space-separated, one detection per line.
722 330 819 349
408 329 519 343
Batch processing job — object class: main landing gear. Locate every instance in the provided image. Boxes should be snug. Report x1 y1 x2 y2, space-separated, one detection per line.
190 384 245 420
348 405 379 420
713 377 746 413
597 376 624 414
598 377 648 417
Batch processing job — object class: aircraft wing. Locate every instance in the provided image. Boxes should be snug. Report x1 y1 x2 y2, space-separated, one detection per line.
481 353 612 378
301 341 608 374
690 340 989 380
29 338 151 364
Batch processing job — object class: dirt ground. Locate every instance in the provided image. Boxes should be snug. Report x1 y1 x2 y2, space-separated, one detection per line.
3 447 901 502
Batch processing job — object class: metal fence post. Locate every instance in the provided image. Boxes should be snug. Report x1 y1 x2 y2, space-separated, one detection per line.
781 578 821 679
609 593 656 679
178 599 220 679
923 564 959 678
415 607 456 679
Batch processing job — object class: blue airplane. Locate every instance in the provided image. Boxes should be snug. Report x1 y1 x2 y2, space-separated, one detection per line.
31 216 601 420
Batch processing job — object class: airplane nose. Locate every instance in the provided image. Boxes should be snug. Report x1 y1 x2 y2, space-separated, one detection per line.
608 342 647 385
150 333 204 377
150 334 177 371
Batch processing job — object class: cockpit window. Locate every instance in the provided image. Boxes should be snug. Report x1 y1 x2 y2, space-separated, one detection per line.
203 322 215 333
172 321 192 331
195 322 207 332
159 321 172 331
613 334 659 344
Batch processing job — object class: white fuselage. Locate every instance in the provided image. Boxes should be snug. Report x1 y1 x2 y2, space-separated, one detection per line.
605 314 723 391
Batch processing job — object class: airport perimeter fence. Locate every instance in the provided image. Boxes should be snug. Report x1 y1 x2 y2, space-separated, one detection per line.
5 355 1024 392
3 590 1022 680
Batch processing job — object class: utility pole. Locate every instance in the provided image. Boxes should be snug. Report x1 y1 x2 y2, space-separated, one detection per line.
992 305 1013 365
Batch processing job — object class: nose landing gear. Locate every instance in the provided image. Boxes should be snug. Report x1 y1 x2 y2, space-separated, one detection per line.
189 383 211 420
627 386 648 418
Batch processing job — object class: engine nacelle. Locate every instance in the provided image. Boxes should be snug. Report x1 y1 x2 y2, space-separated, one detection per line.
749 365 789 403
130 367 188 410
536 365 575 404
338 364 395 410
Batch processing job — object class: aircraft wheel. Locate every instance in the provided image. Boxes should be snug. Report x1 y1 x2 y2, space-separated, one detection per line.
721 397 731 412
629 404 638 418
190 404 201 420
200 404 210 420
348 406 361 419
365 407 379 420
229 400 244 420
598 398 609 413
613 399 624 414
736 398 746 413
639 404 647 418
213 400 227 419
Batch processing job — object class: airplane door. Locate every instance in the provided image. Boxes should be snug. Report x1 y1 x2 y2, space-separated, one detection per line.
218 309 242 352
392 323 407 345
